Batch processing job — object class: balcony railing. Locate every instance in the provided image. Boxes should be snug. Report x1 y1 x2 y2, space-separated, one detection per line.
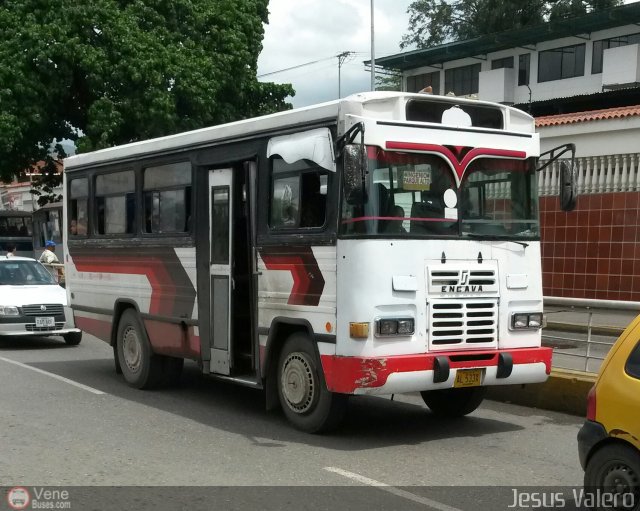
538 153 640 196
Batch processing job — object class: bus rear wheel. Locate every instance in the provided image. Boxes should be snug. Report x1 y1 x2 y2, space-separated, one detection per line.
277 333 348 433
420 386 487 417
116 309 163 389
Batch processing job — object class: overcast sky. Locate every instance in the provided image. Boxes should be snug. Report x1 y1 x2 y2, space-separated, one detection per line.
257 0 413 108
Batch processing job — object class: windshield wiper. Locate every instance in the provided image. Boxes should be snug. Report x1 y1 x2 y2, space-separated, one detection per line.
464 233 529 248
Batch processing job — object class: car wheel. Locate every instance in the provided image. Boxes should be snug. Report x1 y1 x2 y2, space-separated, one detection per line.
63 332 82 346
116 309 162 389
277 333 348 433
420 387 487 417
584 443 640 506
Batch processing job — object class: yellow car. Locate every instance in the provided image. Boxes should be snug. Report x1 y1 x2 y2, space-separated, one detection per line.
578 317 640 501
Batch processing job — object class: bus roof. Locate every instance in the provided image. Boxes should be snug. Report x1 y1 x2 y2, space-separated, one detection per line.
64 92 534 171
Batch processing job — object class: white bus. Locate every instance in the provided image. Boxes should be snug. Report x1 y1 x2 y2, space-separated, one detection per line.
63 92 575 432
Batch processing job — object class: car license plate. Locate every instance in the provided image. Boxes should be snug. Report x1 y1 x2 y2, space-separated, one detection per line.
454 368 483 388
35 317 55 327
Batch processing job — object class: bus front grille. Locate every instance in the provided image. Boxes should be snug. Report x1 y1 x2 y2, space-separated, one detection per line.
429 299 498 350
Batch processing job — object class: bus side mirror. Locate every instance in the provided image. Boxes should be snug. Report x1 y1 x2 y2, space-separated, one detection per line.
559 161 577 212
343 144 366 205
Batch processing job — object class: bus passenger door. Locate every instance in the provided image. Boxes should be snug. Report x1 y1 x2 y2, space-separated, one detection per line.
209 169 233 375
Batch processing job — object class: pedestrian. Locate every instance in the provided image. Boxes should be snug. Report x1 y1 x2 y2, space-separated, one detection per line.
5 243 16 258
39 240 60 265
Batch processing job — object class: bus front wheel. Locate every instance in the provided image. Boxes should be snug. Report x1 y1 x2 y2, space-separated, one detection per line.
277 333 348 433
420 386 487 417
116 309 163 389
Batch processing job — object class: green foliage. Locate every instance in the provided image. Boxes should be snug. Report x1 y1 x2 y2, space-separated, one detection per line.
375 73 402 92
0 0 293 205
401 0 622 49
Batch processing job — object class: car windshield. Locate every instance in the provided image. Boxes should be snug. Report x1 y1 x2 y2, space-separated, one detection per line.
340 147 539 240
0 260 57 285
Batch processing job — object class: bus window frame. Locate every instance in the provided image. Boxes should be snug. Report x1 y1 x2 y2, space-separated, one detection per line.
268 158 331 233
92 167 137 238
67 175 90 239
140 159 194 238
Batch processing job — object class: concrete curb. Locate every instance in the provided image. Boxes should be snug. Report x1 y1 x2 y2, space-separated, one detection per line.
487 368 597 416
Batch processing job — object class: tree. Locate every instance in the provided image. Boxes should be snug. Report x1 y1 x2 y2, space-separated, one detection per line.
0 0 293 205
376 72 402 92
401 0 622 49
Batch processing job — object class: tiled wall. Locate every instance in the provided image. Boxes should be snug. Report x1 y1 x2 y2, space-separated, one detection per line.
540 192 640 301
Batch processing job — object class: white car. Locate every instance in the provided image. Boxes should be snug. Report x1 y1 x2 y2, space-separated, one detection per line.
0 257 82 344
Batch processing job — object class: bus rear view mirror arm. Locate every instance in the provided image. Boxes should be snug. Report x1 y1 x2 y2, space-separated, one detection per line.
340 122 367 206
537 143 577 212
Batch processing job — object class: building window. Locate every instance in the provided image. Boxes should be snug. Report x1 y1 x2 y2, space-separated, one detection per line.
444 63 481 96
406 71 440 94
592 33 640 74
538 44 585 82
491 56 514 70
270 158 328 230
518 54 530 86
143 161 192 234
68 178 88 236
95 170 136 235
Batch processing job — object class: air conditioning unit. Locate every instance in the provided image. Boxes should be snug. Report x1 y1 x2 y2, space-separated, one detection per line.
479 68 516 104
603 44 640 90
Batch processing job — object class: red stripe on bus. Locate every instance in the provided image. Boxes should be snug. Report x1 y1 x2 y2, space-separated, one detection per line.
385 142 527 180
320 347 552 393
73 256 176 316
74 316 112 343
260 249 325 306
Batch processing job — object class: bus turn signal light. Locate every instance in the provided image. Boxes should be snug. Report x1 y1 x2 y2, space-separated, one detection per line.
349 322 369 339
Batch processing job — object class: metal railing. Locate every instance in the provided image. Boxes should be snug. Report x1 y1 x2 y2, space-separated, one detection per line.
538 153 640 196
542 307 627 374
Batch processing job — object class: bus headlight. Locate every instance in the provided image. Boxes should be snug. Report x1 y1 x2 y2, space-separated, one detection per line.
0 306 19 316
511 312 544 330
376 318 414 336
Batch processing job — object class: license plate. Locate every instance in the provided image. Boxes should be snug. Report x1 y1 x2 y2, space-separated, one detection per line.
35 317 55 327
454 368 483 388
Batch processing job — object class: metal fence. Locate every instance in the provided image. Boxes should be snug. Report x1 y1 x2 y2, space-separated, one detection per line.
542 307 627 374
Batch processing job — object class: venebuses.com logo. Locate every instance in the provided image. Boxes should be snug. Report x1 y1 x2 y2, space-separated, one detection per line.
7 487 30 510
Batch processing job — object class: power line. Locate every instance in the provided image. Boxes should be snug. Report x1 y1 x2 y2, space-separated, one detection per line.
257 56 337 78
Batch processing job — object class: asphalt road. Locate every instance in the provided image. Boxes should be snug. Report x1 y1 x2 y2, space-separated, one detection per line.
0 333 586 511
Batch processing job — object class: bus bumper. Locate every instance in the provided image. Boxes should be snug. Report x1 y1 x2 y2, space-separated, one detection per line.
320 347 552 395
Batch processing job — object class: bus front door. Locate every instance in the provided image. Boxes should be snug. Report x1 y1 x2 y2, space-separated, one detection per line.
209 168 233 375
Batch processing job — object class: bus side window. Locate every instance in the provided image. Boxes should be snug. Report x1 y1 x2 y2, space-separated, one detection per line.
269 157 328 230
69 178 89 236
143 161 192 235
95 171 135 235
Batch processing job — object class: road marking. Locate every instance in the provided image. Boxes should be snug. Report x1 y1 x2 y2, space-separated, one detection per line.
0 356 106 395
323 467 462 511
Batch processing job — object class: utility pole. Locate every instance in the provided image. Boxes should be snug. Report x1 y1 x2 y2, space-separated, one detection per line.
370 0 375 91
337 51 354 98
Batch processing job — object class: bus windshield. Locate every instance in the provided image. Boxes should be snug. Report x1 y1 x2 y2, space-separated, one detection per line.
340 147 539 240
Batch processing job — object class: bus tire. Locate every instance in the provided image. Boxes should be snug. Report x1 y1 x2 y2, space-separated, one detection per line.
277 333 348 433
584 443 640 498
116 309 162 389
63 332 82 346
420 386 487 417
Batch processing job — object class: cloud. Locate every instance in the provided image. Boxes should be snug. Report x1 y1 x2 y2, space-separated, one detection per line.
258 0 412 107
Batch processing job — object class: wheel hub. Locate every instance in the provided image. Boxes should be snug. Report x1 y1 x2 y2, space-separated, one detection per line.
281 352 315 414
602 463 639 503
122 326 142 373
